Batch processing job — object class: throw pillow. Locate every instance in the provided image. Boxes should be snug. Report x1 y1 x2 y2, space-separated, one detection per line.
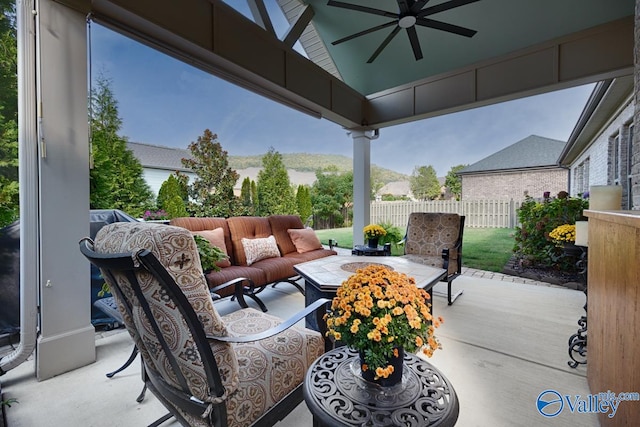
288 228 322 253
242 235 281 266
192 228 231 268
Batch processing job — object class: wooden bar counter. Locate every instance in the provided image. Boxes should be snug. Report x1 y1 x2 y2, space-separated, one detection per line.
584 210 640 426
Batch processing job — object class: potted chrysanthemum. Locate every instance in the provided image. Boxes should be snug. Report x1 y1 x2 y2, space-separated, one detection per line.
325 264 442 387
549 224 576 246
363 224 387 248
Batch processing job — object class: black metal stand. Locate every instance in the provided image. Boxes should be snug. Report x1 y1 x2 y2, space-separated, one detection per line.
351 243 391 256
568 246 588 368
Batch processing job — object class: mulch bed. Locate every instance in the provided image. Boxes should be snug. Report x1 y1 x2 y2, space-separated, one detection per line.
502 255 584 290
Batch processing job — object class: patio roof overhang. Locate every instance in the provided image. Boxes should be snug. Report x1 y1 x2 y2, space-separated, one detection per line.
7 0 637 380
558 75 635 166
55 0 634 130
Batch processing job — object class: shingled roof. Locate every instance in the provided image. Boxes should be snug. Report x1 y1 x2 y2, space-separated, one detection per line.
458 135 566 174
127 142 193 172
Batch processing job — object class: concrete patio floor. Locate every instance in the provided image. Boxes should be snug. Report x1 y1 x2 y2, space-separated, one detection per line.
0 268 599 427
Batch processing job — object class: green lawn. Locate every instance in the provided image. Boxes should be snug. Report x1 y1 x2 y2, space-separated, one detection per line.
315 227 515 272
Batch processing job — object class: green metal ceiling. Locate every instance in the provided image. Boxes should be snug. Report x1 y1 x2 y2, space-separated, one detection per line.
305 0 635 95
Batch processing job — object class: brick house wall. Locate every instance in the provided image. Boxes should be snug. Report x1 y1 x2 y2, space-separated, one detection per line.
461 168 569 201
569 101 634 208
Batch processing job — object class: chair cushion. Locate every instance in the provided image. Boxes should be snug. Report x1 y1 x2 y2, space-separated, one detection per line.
404 213 461 275
193 228 232 268
242 235 281 266
222 308 325 427
93 222 240 403
287 228 322 253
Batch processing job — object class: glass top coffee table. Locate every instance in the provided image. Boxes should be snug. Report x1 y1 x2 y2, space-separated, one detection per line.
294 255 446 330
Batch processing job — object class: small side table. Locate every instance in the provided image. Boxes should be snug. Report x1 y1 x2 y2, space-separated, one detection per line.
352 243 391 256
304 346 459 427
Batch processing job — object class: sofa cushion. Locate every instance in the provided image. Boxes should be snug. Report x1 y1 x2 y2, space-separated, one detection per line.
242 236 281 266
284 248 338 264
170 217 234 263
287 228 322 253
250 256 298 283
268 215 305 255
192 228 232 268
227 216 273 266
205 265 268 296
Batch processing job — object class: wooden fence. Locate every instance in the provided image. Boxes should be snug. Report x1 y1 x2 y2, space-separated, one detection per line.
370 199 522 228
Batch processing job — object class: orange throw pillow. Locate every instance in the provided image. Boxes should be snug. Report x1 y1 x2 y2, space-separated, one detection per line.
192 228 231 268
288 228 323 253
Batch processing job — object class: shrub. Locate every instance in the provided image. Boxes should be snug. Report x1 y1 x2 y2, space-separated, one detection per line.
142 209 169 221
377 221 404 248
514 191 588 271
164 194 188 219
193 235 228 273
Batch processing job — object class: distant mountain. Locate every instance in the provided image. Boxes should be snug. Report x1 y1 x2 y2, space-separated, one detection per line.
229 153 409 185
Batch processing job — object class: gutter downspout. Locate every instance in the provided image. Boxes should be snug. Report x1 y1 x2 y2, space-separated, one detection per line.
0 0 40 375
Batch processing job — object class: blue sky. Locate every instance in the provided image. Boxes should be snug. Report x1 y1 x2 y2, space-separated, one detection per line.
89 3 594 177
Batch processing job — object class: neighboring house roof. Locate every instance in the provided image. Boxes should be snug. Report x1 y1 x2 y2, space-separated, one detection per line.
458 135 566 174
127 142 193 172
378 181 411 196
558 76 634 166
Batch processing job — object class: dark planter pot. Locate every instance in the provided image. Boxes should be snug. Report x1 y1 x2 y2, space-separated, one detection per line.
359 347 404 387
563 243 583 257
367 238 379 248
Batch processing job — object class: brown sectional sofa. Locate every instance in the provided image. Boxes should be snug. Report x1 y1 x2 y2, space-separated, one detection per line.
170 215 336 310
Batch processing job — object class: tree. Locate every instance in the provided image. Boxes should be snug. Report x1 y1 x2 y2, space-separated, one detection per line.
310 167 353 228
157 174 188 218
164 194 188 219
250 180 258 211
370 167 385 199
239 176 255 215
410 165 441 201
90 74 153 217
182 129 240 217
445 164 466 200
0 2 19 226
296 185 312 224
174 170 190 202
256 147 296 215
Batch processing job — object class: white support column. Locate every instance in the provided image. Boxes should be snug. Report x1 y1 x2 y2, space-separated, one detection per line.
35 0 94 379
351 129 379 246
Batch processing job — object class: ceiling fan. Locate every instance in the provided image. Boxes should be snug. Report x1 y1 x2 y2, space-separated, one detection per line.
327 0 480 63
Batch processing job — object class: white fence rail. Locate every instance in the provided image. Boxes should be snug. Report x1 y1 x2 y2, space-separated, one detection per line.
370 200 522 228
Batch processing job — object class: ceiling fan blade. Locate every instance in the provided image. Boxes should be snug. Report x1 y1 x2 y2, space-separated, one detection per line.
397 0 411 14
327 1 397 19
406 26 423 60
367 26 401 63
332 21 398 45
417 0 481 17
410 0 431 14
416 18 477 37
